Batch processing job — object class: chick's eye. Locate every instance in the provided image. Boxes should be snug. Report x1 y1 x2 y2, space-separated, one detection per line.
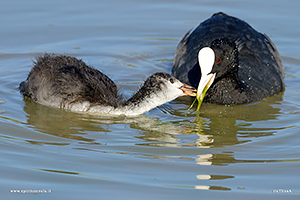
216 58 222 63
170 78 174 84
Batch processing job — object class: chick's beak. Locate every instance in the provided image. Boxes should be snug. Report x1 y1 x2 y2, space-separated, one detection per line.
180 84 197 97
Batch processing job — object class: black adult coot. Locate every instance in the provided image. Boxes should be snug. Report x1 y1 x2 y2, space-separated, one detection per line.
20 54 196 116
172 12 284 105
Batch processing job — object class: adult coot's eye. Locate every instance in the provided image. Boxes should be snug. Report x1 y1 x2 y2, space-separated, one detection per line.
216 58 222 63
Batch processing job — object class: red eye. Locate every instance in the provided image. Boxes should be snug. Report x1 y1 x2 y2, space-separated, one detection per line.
216 58 222 63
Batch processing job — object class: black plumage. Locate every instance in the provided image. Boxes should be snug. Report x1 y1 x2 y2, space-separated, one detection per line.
172 12 284 104
20 54 123 108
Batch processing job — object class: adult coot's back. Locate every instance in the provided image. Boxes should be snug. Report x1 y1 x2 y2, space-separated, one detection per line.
172 12 284 104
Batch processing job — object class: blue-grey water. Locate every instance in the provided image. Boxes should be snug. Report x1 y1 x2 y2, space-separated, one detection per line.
1 0 300 199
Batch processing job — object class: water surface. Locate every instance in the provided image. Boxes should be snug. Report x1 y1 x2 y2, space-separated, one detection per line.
1 0 300 199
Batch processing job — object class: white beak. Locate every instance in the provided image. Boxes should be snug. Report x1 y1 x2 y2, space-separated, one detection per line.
195 47 216 110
